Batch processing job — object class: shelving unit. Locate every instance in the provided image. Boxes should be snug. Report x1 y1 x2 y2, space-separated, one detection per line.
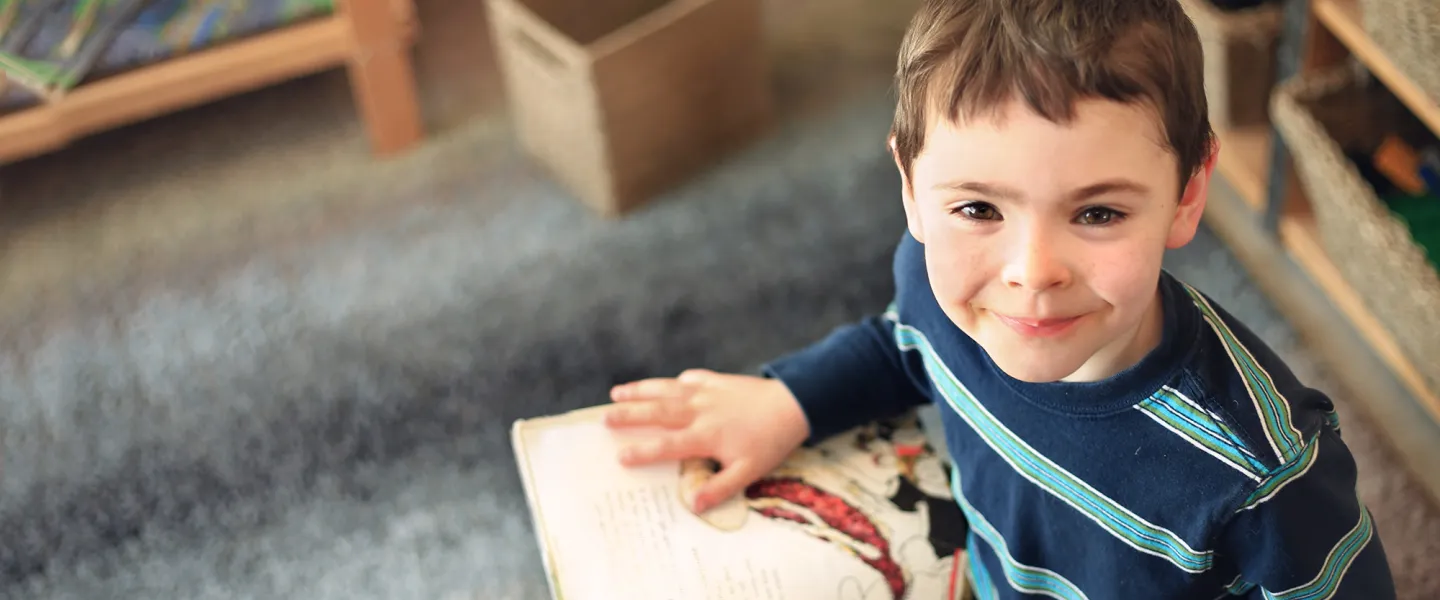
1209 0 1440 417
1204 0 1440 501
0 0 423 164
1214 124 1273 211
1313 0 1440 134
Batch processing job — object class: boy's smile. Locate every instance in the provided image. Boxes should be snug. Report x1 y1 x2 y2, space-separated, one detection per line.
992 313 1082 339
894 95 1213 384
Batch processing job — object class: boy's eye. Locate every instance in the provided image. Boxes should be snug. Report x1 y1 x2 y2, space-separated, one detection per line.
1076 206 1123 225
953 202 1000 221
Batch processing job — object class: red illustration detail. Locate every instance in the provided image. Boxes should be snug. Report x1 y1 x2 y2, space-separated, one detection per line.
746 476 906 598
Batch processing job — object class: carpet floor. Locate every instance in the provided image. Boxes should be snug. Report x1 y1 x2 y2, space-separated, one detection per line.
1 83 1436 599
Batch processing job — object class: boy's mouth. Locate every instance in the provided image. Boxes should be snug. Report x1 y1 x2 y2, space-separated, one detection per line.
994 313 1082 337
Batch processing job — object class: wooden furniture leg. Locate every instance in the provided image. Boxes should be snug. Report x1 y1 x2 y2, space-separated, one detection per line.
339 0 423 157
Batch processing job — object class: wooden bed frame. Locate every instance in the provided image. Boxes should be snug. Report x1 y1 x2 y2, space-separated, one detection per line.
0 0 424 164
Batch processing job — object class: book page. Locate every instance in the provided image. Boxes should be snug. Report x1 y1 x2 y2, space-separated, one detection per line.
515 406 969 600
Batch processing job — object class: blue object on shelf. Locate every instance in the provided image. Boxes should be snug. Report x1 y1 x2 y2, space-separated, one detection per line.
1421 147 1440 195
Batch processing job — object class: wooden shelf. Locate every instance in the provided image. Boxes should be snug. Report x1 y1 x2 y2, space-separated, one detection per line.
0 16 355 164
1214 125 1273 211
1235 0 1440 425
1277 208 1440 423
1313 0 1440 136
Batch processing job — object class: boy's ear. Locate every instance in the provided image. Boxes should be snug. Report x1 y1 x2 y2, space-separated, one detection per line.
1166 138 1220 250
890 136 926 244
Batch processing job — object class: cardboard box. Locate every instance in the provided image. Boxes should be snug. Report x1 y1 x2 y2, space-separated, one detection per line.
487 0 774 216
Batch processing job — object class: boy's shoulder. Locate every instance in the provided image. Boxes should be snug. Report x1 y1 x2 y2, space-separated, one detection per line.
1162 279 1393 599
1164 274 1342 478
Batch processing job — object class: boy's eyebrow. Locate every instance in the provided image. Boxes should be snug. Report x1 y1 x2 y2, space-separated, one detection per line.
932 181 1023 198
932 179 1151 202
1066 179 1151 202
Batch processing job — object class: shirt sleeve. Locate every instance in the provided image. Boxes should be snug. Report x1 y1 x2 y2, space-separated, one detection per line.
1219 426 1396 599
761 306 933 444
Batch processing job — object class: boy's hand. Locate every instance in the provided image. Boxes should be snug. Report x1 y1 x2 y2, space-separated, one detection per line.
604 369 810 513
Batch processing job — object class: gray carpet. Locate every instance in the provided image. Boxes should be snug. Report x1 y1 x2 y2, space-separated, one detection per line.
1 86 1436 599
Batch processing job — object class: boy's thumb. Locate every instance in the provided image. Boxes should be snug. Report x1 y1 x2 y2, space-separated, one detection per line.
695 459 759 513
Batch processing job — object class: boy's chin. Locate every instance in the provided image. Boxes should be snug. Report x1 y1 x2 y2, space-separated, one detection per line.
984 345 1093 383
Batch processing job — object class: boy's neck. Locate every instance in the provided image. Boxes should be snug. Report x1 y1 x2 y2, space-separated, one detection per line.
1060 284 1167 383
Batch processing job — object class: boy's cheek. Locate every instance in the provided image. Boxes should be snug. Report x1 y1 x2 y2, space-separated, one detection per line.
923 233 985 276
924 256 991 320
1086 252 1166 309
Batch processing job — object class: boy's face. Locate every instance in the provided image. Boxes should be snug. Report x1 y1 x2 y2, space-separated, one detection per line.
893 97 1214 383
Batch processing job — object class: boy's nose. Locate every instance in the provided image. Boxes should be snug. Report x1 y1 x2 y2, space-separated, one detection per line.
1001 230 1071 292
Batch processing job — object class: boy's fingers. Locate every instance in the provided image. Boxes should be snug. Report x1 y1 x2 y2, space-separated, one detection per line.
695 459 759 513
603 400 694 429
617 432 704 466
610 377 692 402
676 369 716 384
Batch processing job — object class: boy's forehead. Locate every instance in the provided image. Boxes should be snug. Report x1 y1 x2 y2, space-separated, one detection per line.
924 94 1167 143
913 96 1177 192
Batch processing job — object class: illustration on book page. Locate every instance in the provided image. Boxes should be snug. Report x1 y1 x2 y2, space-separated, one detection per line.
743 413 969 600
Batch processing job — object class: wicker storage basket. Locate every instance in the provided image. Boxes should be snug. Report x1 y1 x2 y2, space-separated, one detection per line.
1360 0 1440 102
1181 0 1283 129
1271 65 1440 394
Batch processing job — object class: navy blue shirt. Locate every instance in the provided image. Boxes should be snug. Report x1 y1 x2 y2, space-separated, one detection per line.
764 232 1395 599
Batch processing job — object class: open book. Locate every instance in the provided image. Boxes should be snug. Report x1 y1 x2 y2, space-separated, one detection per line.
511 404 972 600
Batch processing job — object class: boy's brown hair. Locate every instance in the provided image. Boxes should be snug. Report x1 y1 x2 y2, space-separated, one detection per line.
890 0 1215 190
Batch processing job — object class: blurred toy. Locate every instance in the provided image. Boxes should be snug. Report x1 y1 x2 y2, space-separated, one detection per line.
1373 135 1427 195
1419 147 1440 194
1385 191 1440 269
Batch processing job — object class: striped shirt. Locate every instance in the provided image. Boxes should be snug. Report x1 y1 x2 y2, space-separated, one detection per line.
764 232 1395 599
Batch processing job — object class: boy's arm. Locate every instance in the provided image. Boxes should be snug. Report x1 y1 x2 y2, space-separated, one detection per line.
1219 427 1396 599
761 307 931 444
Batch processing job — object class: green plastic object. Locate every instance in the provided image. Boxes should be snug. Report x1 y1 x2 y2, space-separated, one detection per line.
1385 191 1440 271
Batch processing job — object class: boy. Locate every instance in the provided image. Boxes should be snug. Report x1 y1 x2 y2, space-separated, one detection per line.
603 0 1397 597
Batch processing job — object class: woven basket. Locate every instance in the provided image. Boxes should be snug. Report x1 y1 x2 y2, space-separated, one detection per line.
1270 65 1440 394
1360 0 1440 102
1181 0 1283 129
